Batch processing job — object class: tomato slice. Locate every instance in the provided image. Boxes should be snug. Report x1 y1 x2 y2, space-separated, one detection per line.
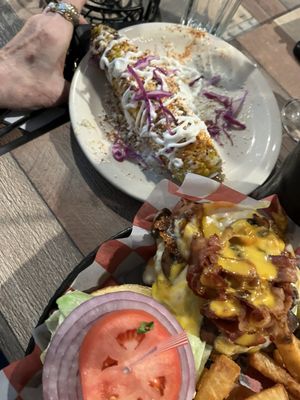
79 309 181 400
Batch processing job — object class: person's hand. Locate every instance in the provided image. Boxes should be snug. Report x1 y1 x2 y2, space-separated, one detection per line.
0 2 86 110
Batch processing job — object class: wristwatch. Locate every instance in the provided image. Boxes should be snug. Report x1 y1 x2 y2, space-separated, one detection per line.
45 1 80 26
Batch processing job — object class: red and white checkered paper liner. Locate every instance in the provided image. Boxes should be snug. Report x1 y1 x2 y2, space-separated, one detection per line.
1 174 300 399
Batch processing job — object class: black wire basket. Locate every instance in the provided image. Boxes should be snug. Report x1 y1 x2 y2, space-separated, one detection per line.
82 0 161 29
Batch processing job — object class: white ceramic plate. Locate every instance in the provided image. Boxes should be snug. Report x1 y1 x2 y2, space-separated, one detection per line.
69 22 282 201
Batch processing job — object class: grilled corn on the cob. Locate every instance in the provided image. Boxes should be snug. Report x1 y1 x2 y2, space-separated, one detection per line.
91 24 223 182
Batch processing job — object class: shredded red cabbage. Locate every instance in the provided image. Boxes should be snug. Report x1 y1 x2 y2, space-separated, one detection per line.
152 67 177 89
133 55 158 69
165 147 174 154
189 75 204 87
203 91 232 108
205 120 221 137
128 64 177 132
189 74 221 87
153 69 164 89
158 99 177 135
221 122 234 145
155 66 175 76
112 139 147 167
133 90 172 101
160 103 177 125
127 65 152 127
202 89 247 144
112 141 126 161
207 75 221 86
223 111 246 129
231 90 248 116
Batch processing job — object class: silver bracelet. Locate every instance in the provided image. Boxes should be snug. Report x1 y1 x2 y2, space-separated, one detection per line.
45 1 80 26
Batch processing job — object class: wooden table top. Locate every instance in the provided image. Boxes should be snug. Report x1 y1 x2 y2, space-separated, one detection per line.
0 0 299 361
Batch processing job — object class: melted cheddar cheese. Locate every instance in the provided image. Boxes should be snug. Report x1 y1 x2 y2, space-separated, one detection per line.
203 214 284 282
198 206 289 353
175 216 200 260
202 212 284 321
152 268 202 336
247 282 276 308
210 298 242 318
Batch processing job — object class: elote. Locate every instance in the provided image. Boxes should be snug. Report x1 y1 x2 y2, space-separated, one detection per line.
91 24 223 182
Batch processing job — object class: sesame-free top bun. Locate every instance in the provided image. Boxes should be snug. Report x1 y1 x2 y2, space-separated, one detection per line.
91 284 152 297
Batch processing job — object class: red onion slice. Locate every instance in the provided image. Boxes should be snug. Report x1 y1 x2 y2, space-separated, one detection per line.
43 291 196 400
239 373 262 393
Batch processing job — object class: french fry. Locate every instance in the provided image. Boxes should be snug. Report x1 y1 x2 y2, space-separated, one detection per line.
245 384 288 400
248 352 300 398
195 354 240 400
275 335 300 382
226 385 254 400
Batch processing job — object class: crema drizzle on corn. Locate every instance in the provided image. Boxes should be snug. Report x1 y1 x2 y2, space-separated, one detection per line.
96 35 209 169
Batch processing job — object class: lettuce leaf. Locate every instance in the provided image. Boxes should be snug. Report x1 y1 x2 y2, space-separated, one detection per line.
187 332 211 380
56 290 92 318
41 291 93 363
45 291 92 334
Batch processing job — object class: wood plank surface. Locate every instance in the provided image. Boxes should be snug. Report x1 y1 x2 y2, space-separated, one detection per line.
274 6 300 41
0 153 82 361
237 11 300 99
230 39 291 106
243 0 287 22
12 124 141 255
0 1 23 47
9 0 42 20
280 0 300 9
